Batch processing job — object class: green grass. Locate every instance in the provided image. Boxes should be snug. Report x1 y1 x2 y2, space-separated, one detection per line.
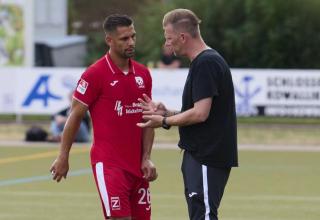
1 115 320 146
237 116 320 125
1 146 320 219
2 117 320 146
2 115 320 124
155 124 320 146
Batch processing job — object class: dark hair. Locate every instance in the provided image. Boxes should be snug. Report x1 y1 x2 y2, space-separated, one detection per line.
103 14 133 34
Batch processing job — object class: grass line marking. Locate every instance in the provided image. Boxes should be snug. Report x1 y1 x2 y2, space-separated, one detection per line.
0 147 89 165
0 168 91 187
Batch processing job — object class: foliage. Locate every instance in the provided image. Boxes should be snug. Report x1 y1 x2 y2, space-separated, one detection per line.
68 0 320 68
84 32 108 66
134 0 320 68
68 0 155 65
0 5 24 66
134 1 174 66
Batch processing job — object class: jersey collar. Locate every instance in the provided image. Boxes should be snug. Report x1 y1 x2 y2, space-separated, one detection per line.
105 52 136 75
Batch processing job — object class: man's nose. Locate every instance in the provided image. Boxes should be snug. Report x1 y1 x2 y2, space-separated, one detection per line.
128 37 135 46
164 41 171 47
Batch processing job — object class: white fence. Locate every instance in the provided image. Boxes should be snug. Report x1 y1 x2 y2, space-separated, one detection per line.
0 67 320 117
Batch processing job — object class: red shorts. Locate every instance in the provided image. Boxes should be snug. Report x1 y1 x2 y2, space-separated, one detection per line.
92 162 151 220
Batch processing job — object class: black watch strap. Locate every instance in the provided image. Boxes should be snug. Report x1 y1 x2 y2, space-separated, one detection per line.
162 117 171 130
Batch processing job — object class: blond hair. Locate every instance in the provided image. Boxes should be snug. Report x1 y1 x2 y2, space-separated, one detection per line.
163 9 201 38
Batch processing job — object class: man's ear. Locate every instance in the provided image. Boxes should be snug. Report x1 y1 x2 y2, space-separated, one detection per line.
180 33 186 43
105 35 112 47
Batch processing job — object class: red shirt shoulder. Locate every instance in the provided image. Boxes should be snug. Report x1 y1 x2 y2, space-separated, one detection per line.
74 56 110 106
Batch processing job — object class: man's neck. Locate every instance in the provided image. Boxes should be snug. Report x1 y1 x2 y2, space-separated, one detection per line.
187 38 209 62
109 51 129 72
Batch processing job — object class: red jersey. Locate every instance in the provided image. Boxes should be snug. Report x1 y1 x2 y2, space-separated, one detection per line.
74 53 152 177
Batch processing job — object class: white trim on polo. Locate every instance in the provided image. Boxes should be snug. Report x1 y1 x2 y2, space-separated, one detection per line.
105 54 116 74
73 96 89 107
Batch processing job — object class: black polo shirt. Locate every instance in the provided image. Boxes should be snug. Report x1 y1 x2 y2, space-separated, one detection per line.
178 49 238 168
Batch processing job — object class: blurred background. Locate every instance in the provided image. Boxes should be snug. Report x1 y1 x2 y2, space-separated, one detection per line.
1 0 320 219
0 0 320 141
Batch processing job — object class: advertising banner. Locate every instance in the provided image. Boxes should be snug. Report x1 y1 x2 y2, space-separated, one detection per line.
0 67 83 114
0 68 319 117
232 69 320 116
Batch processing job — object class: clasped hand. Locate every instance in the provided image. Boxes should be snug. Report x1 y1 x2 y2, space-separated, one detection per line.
137 94 166 128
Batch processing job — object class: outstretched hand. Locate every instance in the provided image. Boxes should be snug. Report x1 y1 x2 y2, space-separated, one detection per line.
138 94 167 116
137 115 163 128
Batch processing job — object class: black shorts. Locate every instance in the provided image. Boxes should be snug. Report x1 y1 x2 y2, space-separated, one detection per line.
181 151 231 220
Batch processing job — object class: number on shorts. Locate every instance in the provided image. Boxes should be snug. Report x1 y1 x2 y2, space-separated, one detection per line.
138 188 151 205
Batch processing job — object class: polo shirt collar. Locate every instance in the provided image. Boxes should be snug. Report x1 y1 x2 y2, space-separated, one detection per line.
105 52 136 75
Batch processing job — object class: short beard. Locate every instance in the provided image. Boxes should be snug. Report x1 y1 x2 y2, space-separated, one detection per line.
123 49 135 58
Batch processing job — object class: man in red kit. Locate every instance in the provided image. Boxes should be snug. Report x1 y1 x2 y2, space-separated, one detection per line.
50 14 157 220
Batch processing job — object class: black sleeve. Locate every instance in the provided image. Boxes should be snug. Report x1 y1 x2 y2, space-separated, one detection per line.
192 60 219 103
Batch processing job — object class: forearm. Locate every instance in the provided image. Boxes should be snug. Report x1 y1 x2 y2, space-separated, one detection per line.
166 108 205 127
165 98 211 127
141 127 155 160
58 114 82 157
164 109 180 117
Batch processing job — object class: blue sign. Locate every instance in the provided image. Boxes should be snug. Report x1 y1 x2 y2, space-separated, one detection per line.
234 76 261 115
22 75 61 107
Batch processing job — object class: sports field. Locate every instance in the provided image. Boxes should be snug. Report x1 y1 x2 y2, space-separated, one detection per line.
1 145 320 220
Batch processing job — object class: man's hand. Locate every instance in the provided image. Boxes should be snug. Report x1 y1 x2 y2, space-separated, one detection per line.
50 154 69 182
141 159 158 182
137 115 163 128
138 94 167 116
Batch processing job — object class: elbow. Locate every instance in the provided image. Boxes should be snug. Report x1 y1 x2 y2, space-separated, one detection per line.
195 112 209 123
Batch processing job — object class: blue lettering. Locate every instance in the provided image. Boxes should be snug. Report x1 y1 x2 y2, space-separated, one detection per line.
22 75 61 107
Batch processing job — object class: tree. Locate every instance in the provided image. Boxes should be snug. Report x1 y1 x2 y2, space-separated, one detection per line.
69 0 320 68
135 0 320 68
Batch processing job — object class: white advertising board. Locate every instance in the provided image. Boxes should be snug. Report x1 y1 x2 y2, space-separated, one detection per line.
232 69 320 116
151 69 187 110
0 67 83 114
0 68 320 117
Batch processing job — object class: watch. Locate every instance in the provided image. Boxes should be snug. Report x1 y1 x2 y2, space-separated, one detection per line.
162 117 171 130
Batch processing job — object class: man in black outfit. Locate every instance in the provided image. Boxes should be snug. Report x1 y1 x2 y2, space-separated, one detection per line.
137 8 238 220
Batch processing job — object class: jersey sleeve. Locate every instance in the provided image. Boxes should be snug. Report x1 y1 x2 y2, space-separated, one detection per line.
192 60 219 103
74 66 102 106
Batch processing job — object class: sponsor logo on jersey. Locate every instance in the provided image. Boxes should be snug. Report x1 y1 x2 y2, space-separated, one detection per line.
125 102 143 114
135 76 145 89
77 79 88 94
111 197 121 210
114 100 123 116
115 101 143 116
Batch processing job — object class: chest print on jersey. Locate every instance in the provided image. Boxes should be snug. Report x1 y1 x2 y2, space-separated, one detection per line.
110 80 119 87
135 76 145 89
114 100 142 116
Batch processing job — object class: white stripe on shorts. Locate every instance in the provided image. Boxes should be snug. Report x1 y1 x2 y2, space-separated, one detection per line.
96 162 111 217
202 165 210 220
